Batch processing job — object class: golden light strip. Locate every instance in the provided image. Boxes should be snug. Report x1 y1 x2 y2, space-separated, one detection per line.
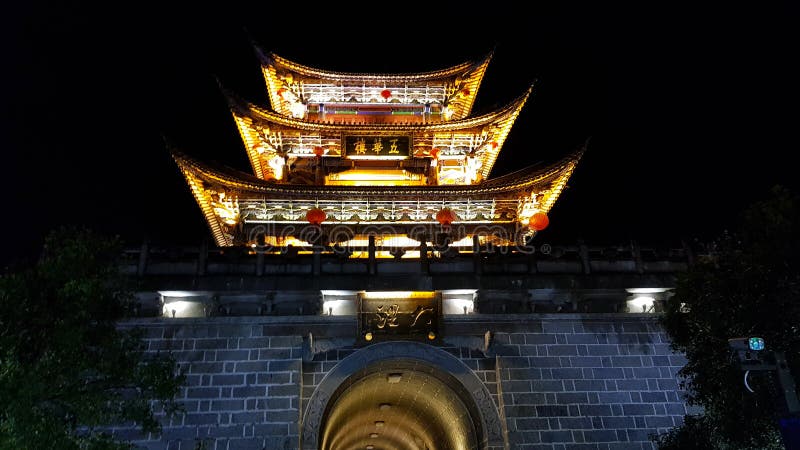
171 149 581 198
454 51 493 119
361 291 435 299
262 64 290 117
480 86 532 178
176 163 232 246
344 155 408 161
232 89 527 134
243 220 518 225
539 161 578 213
265 51 484 83
259 52 492 121
232 115 265 179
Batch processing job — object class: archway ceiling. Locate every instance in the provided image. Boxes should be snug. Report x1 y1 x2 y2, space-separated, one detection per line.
322 369 477 450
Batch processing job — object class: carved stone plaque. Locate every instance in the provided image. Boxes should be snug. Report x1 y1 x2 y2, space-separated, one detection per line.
357 292 441 344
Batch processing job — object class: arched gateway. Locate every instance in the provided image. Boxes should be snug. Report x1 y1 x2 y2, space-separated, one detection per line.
301 341 505 450
132 44 692 450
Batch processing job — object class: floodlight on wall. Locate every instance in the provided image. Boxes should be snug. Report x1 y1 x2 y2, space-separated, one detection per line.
321 299 355 316
159 291 211 318
442 289 477 315
626 296 655 313
624 288 670 313
625 288 669 295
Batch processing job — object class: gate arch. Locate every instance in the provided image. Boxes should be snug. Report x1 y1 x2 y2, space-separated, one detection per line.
301 341 504 449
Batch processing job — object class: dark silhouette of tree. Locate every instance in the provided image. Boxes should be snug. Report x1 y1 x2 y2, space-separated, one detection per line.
0 227 185 449
655 186 800 449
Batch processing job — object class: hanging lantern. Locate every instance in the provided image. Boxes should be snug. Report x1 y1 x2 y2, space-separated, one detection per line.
313 146 325 157
380 89 392 100
436 207 457 226
460 88 471 97
306 208 327 225
528 212 549 231
430 147 440 159
277 88 287 99
490 141 498 149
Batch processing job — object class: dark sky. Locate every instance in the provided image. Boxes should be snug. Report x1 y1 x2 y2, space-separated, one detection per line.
2 3 798 265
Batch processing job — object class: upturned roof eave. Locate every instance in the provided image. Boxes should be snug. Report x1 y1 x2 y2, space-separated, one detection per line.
170 143 582 199
257 49 494 83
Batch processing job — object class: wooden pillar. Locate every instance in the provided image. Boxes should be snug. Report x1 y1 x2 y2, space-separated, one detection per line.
682 239 695 266
579 241 591 275
256 245 264 277
137 240 149 277
368 236 376 275
527 240 538 274
472 234 482 275
313 246 321 276
315 157 324 185
197 239 208 276
420 238 429 274
631 240 643 274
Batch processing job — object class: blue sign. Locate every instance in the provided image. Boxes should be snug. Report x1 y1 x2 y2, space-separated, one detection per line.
749 337 765 351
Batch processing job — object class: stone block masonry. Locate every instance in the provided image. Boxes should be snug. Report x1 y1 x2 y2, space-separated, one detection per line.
116 314 689 450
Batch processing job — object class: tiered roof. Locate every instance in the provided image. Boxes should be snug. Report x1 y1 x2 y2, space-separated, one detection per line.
225 87 530 182
257 49 493 122
174 46 584 248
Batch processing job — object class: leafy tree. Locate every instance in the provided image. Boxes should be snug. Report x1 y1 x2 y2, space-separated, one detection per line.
655 186 800 449
0 227 185 449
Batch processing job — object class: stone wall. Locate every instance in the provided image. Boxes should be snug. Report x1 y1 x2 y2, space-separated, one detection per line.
117 314 690 450
482 316 690 449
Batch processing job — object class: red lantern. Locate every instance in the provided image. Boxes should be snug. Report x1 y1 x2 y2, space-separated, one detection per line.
528 212 549 231
436 207 457 226
306 208 326 225
380 89 392 100
277 88 287 99
490 141 498 149
461 88 471 96
430 147 440 159
313 146 324 157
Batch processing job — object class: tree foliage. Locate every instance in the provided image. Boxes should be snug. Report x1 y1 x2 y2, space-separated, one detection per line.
0 227 185 449
655 186 800 449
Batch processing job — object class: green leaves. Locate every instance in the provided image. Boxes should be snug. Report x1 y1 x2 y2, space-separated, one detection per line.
655 187 800 449
0 226 184 449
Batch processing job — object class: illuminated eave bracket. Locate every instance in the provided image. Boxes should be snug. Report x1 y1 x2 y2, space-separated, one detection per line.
224 86 532 182
171 146 584 247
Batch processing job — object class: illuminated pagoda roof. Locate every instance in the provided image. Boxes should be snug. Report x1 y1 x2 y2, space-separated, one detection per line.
257 48 493 122
173 46 585 249
224 86 531 183
173 147 583 247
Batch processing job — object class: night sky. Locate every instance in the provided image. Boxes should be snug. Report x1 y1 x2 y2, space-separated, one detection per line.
2 3 798 266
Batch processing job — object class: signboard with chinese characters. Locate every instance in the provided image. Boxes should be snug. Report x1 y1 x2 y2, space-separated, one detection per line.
344 135 411 158
357 291 441 344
